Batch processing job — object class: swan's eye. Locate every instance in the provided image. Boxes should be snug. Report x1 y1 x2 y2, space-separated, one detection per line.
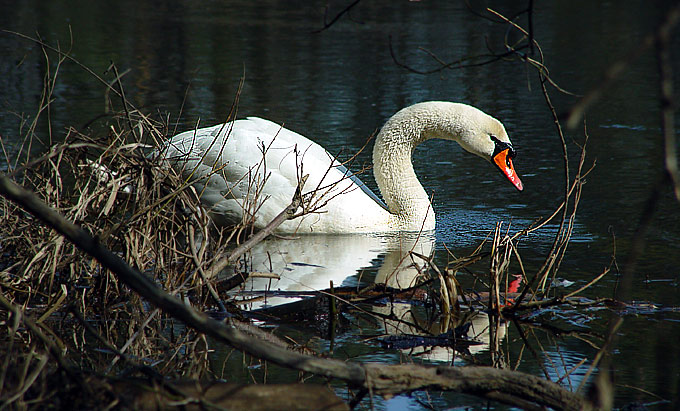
490 135 515 159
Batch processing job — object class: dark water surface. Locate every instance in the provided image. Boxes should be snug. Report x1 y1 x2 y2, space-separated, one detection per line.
2 1 679 408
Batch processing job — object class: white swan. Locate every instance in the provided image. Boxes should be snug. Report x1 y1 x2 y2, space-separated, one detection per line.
160 101 523 233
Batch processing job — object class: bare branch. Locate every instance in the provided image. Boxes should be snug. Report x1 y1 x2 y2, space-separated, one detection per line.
313 0 362 33
206 175 309 278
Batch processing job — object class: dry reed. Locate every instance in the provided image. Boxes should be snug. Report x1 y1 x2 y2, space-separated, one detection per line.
0 65 244 405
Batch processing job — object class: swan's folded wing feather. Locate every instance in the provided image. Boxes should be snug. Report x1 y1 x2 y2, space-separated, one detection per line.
161 117 392 232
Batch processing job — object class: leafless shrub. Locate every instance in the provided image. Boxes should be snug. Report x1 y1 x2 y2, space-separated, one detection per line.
0 36 248 406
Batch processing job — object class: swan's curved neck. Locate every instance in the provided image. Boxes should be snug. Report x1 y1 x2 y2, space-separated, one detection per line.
372 105 453 229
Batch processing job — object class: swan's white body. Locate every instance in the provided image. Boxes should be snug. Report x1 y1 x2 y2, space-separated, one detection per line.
160 101 522 233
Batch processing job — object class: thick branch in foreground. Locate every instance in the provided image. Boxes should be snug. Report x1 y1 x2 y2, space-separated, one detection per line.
365 364 586 410
0 174 591 410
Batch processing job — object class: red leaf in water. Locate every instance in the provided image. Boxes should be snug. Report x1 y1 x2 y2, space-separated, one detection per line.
507 274 523 293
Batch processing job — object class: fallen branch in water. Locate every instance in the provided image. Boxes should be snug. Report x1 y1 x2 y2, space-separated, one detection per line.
0 174 593 410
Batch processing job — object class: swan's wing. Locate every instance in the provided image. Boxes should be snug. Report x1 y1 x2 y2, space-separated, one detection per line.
160 117 389 231
244 117 388 211
335 163 388 212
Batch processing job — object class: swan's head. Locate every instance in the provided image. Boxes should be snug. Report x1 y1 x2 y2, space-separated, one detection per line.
448 104 524 192
377 101 523 192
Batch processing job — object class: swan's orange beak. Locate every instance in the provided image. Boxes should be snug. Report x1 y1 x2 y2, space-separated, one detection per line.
493 148 523 191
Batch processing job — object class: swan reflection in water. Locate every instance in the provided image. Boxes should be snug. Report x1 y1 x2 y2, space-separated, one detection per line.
233 231 435 309
374 302 507 363
230 232 507 362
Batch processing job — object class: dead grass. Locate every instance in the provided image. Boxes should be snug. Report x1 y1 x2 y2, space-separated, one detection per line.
0 87 246 406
